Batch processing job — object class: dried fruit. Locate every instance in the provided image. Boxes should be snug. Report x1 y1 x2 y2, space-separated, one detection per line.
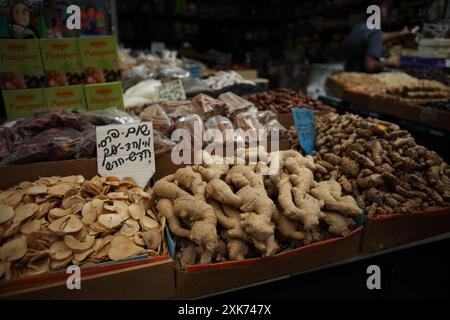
0 191 24 207
73 248 94 262
103 200 129 221
48 215 83 234
97 214 122 229
49 241 72 260
128 203 145 220
64 235 95 250
120 219 140 237
50 255 73 270
0 205 14 224
27 252 50 276
13 203 38 223
0 175 164 282
47 183 75 196
48 208 72 220
0 236 27 261
142 230 162 250
140 216 159 230
24 185 47 195
108 235 144 260
21 220 41 234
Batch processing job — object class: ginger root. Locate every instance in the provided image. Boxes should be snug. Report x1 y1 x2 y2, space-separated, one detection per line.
310 181 363 216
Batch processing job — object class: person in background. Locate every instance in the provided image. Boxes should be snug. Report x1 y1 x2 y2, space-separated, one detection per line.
345 0 410 72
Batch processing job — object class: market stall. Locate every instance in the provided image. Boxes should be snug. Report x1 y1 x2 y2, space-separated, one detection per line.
0 0 449 301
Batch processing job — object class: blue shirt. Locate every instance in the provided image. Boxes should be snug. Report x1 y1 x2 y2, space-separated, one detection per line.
345 21 383 72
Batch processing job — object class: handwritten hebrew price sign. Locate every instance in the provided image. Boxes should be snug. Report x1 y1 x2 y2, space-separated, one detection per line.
96 122 155 187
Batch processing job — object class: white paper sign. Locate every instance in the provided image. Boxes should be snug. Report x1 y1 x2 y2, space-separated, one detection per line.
96 122 155 187
159 79 186 101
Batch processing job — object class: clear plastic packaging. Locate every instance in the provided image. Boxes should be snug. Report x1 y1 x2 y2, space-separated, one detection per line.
157 65 190 82
2 127 83 164
234 108 264 131
263 119 290 140
124 79 162 103
205 115 245 144
122 64 155 91
175 114 204 147
154 130 176 155
0 108 136 165
138 104 172 135
256 110 277 125
161 100 195 120
218 91 254 118
191 93 226 116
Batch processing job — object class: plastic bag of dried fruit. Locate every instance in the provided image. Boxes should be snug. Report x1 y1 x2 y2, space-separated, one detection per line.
205 115 245 144
234 107 264 131
1 127 83 164
75 125 96 159
154 130 176 155
191 93 226 116
122 64 155 91
138 104 172 135
124 79 162 103
161 100 195 121
175 114 204 147
83 107 140 125
256 110 277 125
263 119 290 140
218 91 254 118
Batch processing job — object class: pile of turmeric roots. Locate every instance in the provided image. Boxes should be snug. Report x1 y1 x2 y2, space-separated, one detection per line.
153 149 362 265
310 113 450 218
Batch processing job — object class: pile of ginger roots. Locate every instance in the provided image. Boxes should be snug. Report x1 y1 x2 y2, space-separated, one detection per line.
310 113 450 218
153 149 362 265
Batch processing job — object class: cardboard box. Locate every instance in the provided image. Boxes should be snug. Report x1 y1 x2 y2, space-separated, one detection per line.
360 208 450 255
84 82 124 110
1 256 174 299
44 85 86 110
0 159 174 299
343 90 450 132
0 39 45 90
78 35 120 84
175 228 362 298
2 88 47 119
40 38 84 87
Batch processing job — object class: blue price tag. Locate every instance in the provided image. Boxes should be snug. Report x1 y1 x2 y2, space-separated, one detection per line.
292 108 316 154
164 224 176 259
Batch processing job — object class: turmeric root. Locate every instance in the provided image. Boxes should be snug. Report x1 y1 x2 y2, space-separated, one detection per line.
350 151 375 170
357 174 384 189
341 157 360 178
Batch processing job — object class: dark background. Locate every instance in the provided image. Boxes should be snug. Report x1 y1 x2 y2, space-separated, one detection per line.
208 238 450 300
117 0 435 68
